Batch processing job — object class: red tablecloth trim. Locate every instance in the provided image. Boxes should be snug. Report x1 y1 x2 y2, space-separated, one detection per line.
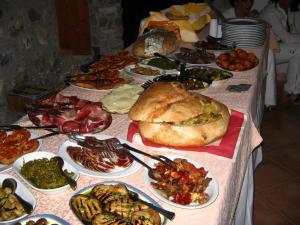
127 110 244 159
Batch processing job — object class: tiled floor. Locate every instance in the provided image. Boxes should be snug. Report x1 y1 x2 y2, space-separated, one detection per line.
253 80 300 225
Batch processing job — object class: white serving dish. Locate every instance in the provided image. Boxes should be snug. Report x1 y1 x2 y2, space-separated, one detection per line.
59 134 143 178
0 174 36 225
145 154 219 209
124 64 164 80
13 151 80 194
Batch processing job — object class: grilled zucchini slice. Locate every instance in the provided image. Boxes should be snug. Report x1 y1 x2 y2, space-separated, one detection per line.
71 194 102 222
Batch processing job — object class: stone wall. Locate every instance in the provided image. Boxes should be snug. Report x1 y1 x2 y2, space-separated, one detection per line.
0 0 123 124
89 0 123 55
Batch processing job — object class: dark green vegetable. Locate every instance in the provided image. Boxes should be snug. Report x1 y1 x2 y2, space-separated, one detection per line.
147 57 178 70
20 158 75 189
186 67 233 82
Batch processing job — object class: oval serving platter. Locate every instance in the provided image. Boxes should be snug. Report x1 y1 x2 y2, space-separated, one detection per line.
71 181 167 225
59 134 143 178
124 64 164 80
13 151 80 195
145 154 219 209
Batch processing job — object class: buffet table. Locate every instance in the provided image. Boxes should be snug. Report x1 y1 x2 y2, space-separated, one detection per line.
5 41 269 225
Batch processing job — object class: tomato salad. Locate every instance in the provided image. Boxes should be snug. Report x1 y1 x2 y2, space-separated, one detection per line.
151 158 212 205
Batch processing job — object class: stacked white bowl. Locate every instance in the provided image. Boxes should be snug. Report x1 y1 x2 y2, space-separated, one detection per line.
221 18 267 48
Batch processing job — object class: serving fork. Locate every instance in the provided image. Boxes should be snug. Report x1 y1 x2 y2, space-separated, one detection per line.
69 134 174 168
141 80 154 89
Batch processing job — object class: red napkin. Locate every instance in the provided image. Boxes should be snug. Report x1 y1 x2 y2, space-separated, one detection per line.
127 110 244 159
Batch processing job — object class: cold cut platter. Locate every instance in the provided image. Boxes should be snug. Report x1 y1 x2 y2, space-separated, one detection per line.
59 134 143 178
27 94 112 134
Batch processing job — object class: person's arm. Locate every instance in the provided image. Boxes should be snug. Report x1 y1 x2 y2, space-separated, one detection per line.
262 10 300 43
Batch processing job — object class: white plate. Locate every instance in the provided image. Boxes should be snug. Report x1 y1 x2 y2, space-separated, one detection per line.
72 180 167 225
124 64 164 80
59 134 143 178
139 57 179 74
0 174 36 225
0 131 42 173
145 154 219 209
14 214 70 225
70 75 134 92
13 151 80 194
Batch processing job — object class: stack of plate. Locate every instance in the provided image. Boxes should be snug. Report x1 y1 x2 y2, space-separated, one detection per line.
221 18 266 48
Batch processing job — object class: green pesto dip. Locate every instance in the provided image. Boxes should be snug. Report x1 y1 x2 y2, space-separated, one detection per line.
20 158 74 189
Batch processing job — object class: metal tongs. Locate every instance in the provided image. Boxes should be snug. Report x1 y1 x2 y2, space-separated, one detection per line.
0 124 57 131
69 134 174 169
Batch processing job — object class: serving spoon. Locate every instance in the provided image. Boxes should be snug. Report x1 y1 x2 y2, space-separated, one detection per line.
128 191 175 221
52 156 77 190
2 178 33 214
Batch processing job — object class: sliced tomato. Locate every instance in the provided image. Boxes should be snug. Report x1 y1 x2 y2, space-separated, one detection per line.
173 192 192 205
21 139 39 153
5 129 30 144
197 167 207 177
178 175 190 185
0 131 7 143
0 145 23 164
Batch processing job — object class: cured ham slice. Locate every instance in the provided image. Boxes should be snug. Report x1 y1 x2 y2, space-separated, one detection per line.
66 145 133 172
27 94 112 134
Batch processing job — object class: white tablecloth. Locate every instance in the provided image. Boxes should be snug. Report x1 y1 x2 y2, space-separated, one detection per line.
10 46 268 225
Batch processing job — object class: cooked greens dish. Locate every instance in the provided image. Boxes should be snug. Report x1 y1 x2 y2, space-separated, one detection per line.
146 57 178 70
185 66 233 82
20 158 75 189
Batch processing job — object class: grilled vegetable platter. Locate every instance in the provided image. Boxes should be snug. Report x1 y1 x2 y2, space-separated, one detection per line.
70 181 167 225
184 66 233 83
153 66 232 90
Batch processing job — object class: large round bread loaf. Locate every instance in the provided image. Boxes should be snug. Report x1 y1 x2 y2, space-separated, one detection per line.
131 31 177 58
128 82 230 147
